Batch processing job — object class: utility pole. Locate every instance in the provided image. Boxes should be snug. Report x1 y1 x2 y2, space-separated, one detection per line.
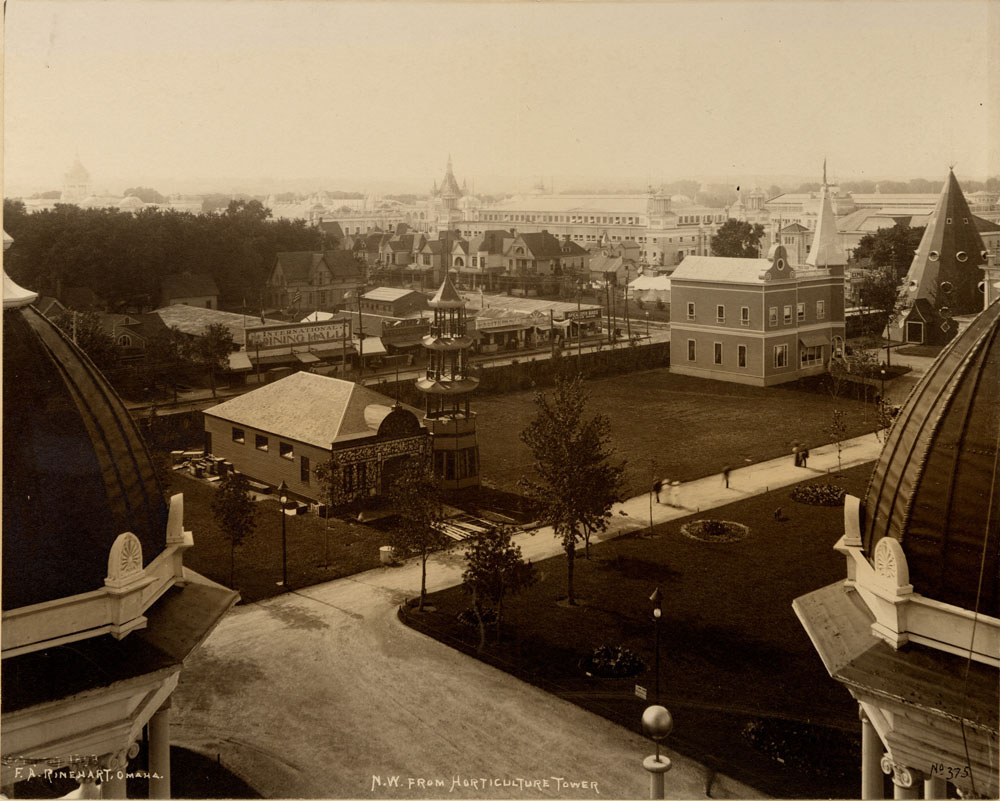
356 287 364 376
549 308 555 359
624 266 632 342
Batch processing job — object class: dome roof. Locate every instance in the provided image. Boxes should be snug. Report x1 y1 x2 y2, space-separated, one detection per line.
3 303 168 609
118 195 145 209
863 298 1000 616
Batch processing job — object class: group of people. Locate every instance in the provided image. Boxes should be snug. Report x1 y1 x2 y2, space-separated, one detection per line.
793 445 810 468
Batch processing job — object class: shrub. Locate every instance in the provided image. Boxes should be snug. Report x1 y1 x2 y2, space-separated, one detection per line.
791 484 846 507
457 607 498 627
742 718 861 779
580 644 647 678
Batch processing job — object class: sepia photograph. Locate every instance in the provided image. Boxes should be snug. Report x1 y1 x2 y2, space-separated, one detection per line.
2 1 998 799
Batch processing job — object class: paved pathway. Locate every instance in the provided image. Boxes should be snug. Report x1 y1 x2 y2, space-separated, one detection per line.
172 430 885 800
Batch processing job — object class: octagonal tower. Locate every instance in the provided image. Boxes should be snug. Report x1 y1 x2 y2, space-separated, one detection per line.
416 274 480 489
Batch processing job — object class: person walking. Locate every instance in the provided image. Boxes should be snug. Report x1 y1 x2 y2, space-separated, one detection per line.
792 445 801 467
652 478 663 503
801 448 809 468
722 465 732 489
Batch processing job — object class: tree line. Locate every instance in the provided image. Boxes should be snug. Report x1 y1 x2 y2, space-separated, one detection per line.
2 198 326 311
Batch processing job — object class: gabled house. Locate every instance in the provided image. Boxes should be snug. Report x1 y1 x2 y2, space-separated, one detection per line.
160 272 219 309
266 250 365 312
501 230 582 295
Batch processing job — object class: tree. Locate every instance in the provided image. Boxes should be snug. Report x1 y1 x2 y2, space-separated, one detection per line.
145 325 190 402
386 457 450 611
313 455 342 566
829 409 848 475
710 219 766 258
858 267 907 367
123 186 166 204
191 323 234 397
520 374 625 605
461 526 536 651
53 310 120 372
852 223 924 280
212 473 257 587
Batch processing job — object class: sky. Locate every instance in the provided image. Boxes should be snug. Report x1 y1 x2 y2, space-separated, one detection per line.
3 0 998 196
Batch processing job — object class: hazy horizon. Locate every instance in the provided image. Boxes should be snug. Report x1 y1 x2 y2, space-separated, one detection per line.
4 1 999 198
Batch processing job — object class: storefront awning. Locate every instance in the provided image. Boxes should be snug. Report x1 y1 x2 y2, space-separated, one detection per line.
800 333 829 348
294 351 320 364
358 336 388 357
227 351 253 371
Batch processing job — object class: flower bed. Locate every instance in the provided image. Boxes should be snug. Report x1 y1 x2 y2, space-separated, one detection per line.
680 519 749 543
457 607 498 627
580 644 647 678
791 484 846 507
742 718 861 780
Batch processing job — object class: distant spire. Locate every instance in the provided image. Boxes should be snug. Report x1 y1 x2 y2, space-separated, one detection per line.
822 157 828 187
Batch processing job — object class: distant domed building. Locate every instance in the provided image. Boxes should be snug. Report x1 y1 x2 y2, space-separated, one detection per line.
118 194 145 212
794 297 999 799
1 233 237 796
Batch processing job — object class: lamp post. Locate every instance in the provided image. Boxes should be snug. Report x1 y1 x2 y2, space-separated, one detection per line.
650 587 662 702
645 310 650 338
278 480 288 588
879 363 887 401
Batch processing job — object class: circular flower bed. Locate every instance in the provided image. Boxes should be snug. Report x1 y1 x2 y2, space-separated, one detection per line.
680 519 749 543
580 645 647 678
791 484 846 507
457 607 498 627
742 718 861 779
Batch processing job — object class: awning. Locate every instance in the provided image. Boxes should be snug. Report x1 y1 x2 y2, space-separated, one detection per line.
294 351 320 364
358 336 387 357
227 351 253 371
799 333 829 348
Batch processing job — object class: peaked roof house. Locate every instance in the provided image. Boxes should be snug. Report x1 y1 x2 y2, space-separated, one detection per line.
265 250 364 312
203 372 428 504
895 170 989 345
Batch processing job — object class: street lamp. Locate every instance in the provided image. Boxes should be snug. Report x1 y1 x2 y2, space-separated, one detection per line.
879 363 887 402
650 587 662 703
645 310 650 338
278 480 288 588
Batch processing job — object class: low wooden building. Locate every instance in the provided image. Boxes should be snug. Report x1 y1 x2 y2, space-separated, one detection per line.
203 372 429 504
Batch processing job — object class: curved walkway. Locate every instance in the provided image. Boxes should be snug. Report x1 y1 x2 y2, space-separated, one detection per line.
172 432 884 799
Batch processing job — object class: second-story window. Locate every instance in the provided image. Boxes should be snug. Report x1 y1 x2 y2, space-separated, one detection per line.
716 305 725 324
797 302 805 322
687 302 696 321
255 434 269 452
741 306 750 326
783 305 793 324
769 306 778 326
817 300 826 319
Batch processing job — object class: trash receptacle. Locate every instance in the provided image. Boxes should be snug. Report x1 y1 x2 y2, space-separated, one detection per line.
379 546 395 565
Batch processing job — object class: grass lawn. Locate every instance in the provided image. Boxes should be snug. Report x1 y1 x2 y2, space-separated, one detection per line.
474 367 878 496
169 471 388 604
402 465 874 799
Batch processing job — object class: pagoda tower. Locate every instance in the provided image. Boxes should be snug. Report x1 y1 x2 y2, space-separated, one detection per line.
416 274 480 489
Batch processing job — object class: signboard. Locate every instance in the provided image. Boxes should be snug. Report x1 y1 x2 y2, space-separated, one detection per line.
634 685 647 700
474 314 530 331
246 320 350 352
565 307 602 321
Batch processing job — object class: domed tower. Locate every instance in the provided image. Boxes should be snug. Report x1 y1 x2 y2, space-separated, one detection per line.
415 274 480 489
2 235 237 796
794 298 1000 800
61 155 91 203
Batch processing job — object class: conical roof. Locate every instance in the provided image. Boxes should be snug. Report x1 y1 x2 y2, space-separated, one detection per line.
901 170 986 319
440 155 462 198
863 298 1000 616
428 272 466 309
805 184 846 267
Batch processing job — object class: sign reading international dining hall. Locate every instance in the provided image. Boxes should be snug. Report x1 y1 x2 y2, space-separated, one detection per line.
246 320 351 352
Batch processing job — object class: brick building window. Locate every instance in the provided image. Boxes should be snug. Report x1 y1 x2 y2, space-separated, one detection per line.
741 306 750 326
687 302 696 321
716 305 725 324
797 302 805 322
817 300 826 319
783 305 792 324
769 307 778 326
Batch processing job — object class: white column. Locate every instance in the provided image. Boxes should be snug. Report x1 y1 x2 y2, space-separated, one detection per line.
860 708 884 799
923 776 946 799
642 755 671 800
881 757 920 800
148 701 171 799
